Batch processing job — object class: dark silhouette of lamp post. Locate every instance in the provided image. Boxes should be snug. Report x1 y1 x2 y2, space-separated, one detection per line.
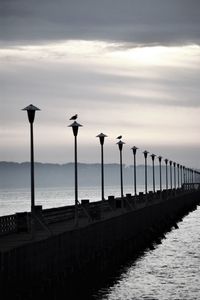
180 165 183 188
131 146 138 196
183 166 186 190
169 161 173 191
96 133 107 201
164 159 168 190
143 150 149 195
189 169 191 184
173 162 176 190
158 156 162 192
191 169 193 184
177 164 180 188
22 104 40 215
117 140 125 200
186 168 188 189
150 154 156 193
69 120 82 226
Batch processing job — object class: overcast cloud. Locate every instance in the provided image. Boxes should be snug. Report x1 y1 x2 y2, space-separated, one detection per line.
0 1 200 168
1 0 200 46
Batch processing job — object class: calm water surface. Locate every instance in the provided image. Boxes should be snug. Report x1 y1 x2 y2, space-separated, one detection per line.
0 184 151 216
94 207 200 300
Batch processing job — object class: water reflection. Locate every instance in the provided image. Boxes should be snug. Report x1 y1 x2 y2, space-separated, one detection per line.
94 207 200 300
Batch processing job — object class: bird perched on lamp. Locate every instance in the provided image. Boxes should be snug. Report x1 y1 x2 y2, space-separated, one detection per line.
116 135 122 140
70 114 78 120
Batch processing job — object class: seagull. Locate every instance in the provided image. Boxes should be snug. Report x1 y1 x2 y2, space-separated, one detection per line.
116 135 122 139
70 114 78 120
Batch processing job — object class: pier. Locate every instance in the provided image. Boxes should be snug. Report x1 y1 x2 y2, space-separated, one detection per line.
0 184 200 299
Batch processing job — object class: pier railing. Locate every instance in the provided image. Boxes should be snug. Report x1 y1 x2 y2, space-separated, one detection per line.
1 184 199 236
0 214 18 236
182 183 200 190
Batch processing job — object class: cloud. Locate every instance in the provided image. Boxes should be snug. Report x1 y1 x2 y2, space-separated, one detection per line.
1 2 200 167
0 0 200 46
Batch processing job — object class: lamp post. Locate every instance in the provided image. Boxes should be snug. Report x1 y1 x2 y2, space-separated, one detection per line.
173 162 176 190
177 164 180 188
183 166 186 190
164 159 168 190
188 168 190 189
96 133 107 201
22 104 40 214
117 140 125 199
186 168 188 189
131 146 138 196
150 154 156 193
143 150 149 195
191 169 193 184
69 120 82 226
180 165 183 188
169 161 173 191
158 156 162 192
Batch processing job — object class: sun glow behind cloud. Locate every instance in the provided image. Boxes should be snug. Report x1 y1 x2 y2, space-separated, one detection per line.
1 40 199 65
1 40 200 166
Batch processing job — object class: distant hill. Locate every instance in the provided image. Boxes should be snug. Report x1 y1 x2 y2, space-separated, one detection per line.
0 161 174 189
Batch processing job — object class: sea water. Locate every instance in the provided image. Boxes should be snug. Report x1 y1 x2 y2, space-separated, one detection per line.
93 206 200 300
0 184 152 216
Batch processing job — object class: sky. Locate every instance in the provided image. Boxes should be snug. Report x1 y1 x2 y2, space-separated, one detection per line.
0 0 200 168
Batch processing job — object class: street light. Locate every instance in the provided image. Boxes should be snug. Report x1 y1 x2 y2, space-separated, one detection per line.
177 164 180 188
150 154 156 193
180 165 183 188
69 120 82 226
173 162 176 190
143 150 149 195
158 156 162 192
131 146 138 196
185 167 188 189
96 133 107 201
183 166 186 189
164 159 168 190
22 104 40 214
169 161 173 191
117 140 125 200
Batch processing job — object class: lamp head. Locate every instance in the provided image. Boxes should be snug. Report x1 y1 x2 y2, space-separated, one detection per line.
143 150 149 158
96 133 107 145
117 140 125 151
150 154 156 160
22 104 40 123
68 121 83 136
131 146 138 155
